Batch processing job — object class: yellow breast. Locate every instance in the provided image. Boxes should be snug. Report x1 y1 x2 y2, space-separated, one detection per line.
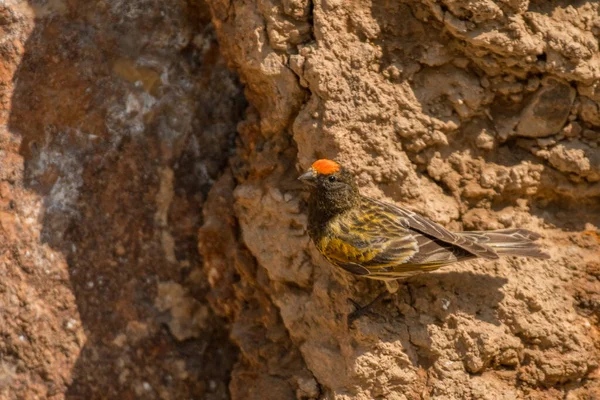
316 236 377 264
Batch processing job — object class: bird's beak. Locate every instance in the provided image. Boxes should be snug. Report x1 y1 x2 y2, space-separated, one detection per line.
298 168 317 183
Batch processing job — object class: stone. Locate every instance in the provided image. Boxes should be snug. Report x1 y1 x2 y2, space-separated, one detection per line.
516 77 576 138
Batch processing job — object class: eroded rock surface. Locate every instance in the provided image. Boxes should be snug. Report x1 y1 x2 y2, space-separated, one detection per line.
200 0 600 399
1 0 600 399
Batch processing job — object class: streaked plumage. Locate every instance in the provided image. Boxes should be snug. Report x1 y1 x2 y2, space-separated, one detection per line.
299 159 549 294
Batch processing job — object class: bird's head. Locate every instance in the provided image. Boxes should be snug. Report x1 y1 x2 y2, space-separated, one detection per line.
299 159 359 214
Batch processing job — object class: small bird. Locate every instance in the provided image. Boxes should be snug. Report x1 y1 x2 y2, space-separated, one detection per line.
299 159 549 322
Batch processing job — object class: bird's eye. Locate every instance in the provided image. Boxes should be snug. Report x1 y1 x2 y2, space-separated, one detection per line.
328 175 337 182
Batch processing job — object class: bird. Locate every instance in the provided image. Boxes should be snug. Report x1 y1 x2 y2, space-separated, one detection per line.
298 159 549 323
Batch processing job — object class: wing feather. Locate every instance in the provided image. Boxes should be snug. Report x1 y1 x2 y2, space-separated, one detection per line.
366 198 499 260
317 196 502 281
319 209 418 269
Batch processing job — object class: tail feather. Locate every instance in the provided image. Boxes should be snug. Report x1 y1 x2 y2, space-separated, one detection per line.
460 228 550 260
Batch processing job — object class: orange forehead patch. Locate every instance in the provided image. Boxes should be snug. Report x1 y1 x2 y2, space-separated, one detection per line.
312 159 340 175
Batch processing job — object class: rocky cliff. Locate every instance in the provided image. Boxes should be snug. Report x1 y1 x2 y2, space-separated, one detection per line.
200 0 600 399
0 0 599 399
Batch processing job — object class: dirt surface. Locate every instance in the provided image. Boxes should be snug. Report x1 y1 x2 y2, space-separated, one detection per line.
200 0 600 399
1 0 245 398
1 0 600 399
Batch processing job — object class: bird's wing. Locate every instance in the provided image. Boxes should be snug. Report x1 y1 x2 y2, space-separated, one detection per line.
366 197 499 260
320 199 489 279
331 233 478 280
319 208 420 270
323 224 472 279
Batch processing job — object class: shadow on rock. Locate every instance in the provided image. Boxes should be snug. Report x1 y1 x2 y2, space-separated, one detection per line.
403 270 508 326
8 0 246 398
348 270 509 376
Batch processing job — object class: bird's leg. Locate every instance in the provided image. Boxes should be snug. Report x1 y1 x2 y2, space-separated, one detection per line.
347 290 389 326
347 280 401 326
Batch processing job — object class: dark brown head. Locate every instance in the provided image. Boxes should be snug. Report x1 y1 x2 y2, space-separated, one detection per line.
299 159 360 221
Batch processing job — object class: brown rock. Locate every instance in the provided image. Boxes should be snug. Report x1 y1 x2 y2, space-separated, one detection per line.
516 77 576 138
543 142 600 182
1 0 244 398
204 0 600 398
2 0 600 399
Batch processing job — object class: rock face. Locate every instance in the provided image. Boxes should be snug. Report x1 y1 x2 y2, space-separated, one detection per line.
199 0 600 399
1 0 600 399
1 0 245 398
